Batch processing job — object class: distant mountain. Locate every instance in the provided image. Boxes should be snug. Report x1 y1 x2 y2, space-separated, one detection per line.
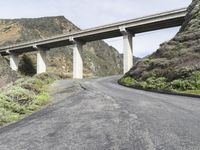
0 16 123 77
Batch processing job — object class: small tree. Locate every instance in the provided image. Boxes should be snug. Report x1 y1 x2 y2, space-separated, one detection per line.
19 55 36 76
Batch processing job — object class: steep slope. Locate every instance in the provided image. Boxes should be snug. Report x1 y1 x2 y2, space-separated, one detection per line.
120 0 200 94
0 16 122 77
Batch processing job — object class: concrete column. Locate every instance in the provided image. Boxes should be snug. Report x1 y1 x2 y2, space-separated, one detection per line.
72 41 83 79
10 53 19 71
120 27 133 74
36 48 47 74
69 37 84 79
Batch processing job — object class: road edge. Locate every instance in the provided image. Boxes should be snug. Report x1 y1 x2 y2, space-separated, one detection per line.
118 81 200 99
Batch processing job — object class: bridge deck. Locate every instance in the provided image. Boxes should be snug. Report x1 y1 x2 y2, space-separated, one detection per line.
0 8 187 56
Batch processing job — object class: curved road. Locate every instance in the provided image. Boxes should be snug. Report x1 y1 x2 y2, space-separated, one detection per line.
0 76 200 150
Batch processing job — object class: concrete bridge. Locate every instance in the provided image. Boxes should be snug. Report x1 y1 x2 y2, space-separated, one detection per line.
0 8 187 79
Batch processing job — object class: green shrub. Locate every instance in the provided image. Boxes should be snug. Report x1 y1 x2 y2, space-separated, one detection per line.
119 71 200 94
119 77 137 86
4 86 35 105
0 94 26 114
0 73 57 126
170 71 200 91
190 71 200 89
34 92 49 106
171 79 194 91
0 108 20 125
16 78 44 94
145 76 168 90
35 73 57 84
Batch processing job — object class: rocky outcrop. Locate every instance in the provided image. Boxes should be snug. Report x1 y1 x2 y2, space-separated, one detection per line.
0 56 20 88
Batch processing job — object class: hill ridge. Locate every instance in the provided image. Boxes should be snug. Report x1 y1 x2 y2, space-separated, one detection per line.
0 15 123 79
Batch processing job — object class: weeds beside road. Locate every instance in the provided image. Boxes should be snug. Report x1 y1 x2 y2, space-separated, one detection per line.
0 73 59 126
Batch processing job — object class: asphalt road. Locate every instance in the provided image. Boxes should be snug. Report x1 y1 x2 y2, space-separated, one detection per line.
0 76 200 150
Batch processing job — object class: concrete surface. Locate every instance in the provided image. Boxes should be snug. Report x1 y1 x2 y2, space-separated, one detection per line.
72 41 83 79
0 76 200 150
37 49 47 74
120 28 133 74
10 54 19 71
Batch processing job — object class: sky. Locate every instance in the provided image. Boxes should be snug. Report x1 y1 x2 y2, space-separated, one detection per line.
0 0 192 57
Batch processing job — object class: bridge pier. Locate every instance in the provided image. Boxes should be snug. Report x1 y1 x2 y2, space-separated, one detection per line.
120 27 133 74
10 53 19 71
72 41 83 79
36 47 48 74
69 37 84 79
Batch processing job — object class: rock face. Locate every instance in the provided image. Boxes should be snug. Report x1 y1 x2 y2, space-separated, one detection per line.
0 56 20 87
0 16 122 77
125 0 200 81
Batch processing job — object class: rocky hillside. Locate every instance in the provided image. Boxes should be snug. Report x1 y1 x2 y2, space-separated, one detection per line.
0 16 123 77
0 56 20 87
120 0 200 94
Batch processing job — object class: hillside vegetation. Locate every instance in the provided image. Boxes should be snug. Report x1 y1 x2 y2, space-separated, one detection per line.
0 73 59 126
119 0 200 95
